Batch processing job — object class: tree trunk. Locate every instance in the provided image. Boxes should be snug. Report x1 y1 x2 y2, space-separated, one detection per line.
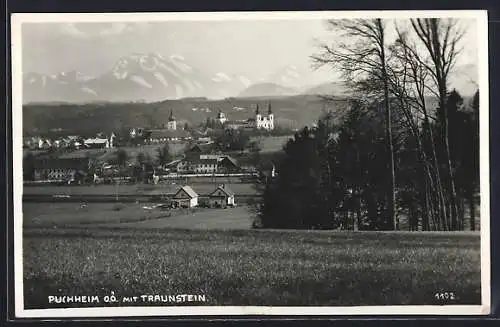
378 19 397 231
428 19 458 231
423 113 448 231
356 200 362 231
469 192 476 231
421 169 430 231
439 87 459 231
423 180 432 231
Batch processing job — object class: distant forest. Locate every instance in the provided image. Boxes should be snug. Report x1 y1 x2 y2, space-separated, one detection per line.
22 95 350 137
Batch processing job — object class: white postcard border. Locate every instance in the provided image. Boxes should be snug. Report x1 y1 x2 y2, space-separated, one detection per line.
11 10 491 318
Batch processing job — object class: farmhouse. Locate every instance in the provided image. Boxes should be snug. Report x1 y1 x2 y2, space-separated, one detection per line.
177 153 240 174
33 157 89 181
186 142 216 155
172 185 198 208
208 184 235 208
217 156 240 173
176 157 218 174
84 138 110 149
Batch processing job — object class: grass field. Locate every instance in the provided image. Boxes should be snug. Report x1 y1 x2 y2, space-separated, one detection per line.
97 143 187 162
23 228 481 308
23 202 255 229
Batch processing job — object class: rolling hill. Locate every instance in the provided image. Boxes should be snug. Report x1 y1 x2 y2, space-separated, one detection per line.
22 95 351 137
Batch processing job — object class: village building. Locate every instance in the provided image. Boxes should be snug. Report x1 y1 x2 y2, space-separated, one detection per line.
199 154 225 160
23 137 35 149
181 143 240 174
225 119 253 130
176 154 240 174
171 185 198 208
176 157 219 174
208 184 235 208
184 143 219 160
73 139 84 149
187 142 216 153
109 133 116 148
145 129 191 143
52 139 63 148
84 138 110 149
38 138 52 149
33 156 89 181
197 136 213 143
81 134 115 149
218 156 240 173
129 128 145 139
216 110 227 125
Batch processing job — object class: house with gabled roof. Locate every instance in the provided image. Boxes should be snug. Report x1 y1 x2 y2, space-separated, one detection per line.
171 185 198 208
208 184 235 208
217 156 240 173
84 138 109 149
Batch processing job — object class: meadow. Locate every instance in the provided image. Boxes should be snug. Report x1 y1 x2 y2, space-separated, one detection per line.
98 143 187 162
23 228 481 308
23 202 255 229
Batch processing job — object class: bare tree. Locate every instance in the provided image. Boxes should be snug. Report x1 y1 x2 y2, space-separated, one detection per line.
410 18 465 230
387 25 449 230
312 18 397 230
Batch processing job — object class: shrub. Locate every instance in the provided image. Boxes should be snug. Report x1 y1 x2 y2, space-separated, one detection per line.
198 199 210 208
112 204 125 211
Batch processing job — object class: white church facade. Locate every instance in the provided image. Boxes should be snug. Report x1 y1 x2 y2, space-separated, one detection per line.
215 102 275 131
255 103 274 131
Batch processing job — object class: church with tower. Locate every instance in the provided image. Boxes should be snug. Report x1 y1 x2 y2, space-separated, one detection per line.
255 102 274 131
166 109 177 130
215 102 275 131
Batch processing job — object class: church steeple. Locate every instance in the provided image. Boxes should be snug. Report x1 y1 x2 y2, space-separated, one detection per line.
255 104 260 115
267 101 272 114
166 109 177 130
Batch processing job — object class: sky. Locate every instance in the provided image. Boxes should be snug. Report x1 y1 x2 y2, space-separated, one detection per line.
21 17 479 88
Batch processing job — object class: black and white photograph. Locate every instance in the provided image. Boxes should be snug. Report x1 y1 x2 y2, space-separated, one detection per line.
12 10 490 317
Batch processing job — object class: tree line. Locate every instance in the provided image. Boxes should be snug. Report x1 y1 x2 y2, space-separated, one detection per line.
256 18 480 231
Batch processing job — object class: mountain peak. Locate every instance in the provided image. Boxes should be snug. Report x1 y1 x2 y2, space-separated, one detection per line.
238 82 298 98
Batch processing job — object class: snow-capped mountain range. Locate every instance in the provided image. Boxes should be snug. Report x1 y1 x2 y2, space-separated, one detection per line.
22 52 478 104
22 53 305 103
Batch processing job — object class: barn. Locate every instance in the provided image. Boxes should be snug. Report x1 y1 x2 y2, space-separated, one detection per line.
171 185 199 208
208 184 235 208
